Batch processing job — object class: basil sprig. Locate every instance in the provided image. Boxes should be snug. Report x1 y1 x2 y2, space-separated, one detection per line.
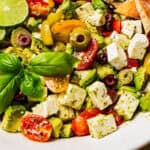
0 52 78 114
29 52 78 76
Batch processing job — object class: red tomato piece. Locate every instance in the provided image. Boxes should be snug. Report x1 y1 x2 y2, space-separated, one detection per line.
80 108 101 119
101 31 112 37
77 39 99 70
127 58 139 68
21 114 52 142
107 89 118 104
26 0 50 17
72 116 89 136
107 110 124 126
54 0 63 3
113 19 121 33
147 34 150 47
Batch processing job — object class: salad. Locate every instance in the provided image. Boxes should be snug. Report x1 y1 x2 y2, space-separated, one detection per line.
0 0 150 142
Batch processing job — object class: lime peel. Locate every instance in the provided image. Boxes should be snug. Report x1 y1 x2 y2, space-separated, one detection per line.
0 0 29 27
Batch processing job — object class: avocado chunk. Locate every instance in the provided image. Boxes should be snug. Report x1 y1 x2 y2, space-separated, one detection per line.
49 117 63 138
134 67 147 90
2 105 26 132
71 69 96 87
118 86 140 98
60 123 73 138
83 96 96 109
140 93 150 112
97 64 115 79
118 86 137 95
30 37 50 54
58 104 75 121
26 17 42 32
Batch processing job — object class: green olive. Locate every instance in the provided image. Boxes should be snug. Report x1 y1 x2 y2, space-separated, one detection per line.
69 27 91 51
52 42 66 52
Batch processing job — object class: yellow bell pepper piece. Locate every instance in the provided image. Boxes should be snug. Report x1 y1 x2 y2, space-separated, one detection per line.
47 12 64 27
48 0 55 8
41 20 53 46
51 19 86 43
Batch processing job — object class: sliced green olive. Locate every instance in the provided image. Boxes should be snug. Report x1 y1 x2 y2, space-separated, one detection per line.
69 27 91 51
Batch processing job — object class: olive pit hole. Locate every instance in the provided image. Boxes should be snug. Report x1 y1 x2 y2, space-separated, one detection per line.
77 35 85 43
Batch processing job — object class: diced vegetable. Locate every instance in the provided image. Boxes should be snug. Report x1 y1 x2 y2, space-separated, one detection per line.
2 105 26 132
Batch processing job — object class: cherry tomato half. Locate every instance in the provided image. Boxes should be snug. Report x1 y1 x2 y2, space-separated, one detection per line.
80 108 101 119
106 109 124 126
144 52 150 75
107 89 118 104
72 108 101 136
111 111 124 126
72 115 89 136
26 0 51 17
21 114 52 142
101 31 112 37
127 58 139 69
77 39 98 70
44 76 69 93
54 0 63 3
112 19 121 33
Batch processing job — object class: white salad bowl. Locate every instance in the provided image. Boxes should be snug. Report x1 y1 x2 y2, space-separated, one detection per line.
1 112 150 150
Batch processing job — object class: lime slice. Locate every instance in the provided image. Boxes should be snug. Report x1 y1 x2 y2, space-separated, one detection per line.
0 29 6 40
0 0 29 27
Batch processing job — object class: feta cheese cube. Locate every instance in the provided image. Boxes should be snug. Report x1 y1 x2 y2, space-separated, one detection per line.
110 31 130 49
86 81 112 110
87 114 117 138
121 20 142 38
128 33 149 60
76 3 104 26
114 92 139 120
58 84 86 110
107 43 127 70
32 95 59 118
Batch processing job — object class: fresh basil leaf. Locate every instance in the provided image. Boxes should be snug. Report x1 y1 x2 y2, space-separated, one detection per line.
0 73 20 114
29 52 78 76
20 71 46 101
92 0 106 9
0 53 22 74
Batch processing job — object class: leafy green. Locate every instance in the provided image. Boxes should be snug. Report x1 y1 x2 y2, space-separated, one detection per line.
20 71 46 101
0 51 78 110
92 0 106 9
26 17 42 32
0 53 22 74
56 0 71 13
29 52 78 76
140 93 150 112
64 1 80 19
0 73 20 114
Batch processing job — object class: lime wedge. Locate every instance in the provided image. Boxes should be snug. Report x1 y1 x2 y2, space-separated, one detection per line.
0 29 6 40
0 0 29 27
